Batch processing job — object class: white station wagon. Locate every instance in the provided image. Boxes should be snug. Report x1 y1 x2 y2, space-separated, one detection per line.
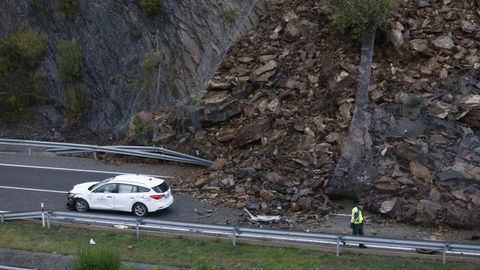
67 174 174 217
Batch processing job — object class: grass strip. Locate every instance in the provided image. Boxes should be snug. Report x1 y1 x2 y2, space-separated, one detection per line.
0 222 478 270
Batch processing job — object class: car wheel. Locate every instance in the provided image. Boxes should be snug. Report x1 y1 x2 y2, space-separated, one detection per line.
75 199 89 212
132 203 148 217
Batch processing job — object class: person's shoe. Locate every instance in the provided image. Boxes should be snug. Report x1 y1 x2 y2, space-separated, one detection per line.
359 244 367 248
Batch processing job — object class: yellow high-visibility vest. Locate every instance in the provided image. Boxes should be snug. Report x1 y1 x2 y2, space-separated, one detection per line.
351 207 364 224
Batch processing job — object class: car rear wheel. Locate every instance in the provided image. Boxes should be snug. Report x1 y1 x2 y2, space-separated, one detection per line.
75 199 89 212
133 203 148 217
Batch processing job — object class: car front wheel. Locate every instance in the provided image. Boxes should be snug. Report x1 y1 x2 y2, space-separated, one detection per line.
75 199 89 212
133 203 148 217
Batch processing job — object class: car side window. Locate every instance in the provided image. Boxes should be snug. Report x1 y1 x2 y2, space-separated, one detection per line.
94 184 118 193
136 186 150 193
118 184 134 193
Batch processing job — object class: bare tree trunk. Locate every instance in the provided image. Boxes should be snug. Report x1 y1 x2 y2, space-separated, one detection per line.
325 29 376 200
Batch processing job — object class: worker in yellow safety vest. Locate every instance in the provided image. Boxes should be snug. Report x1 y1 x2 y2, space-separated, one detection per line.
350 205 367 248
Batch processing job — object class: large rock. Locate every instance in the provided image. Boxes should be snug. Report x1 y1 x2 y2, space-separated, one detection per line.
379 197 398 214
285 19 318 37
410 39 429 52
415 200 443 224
432 35 455 50
409 161 433 182
233 118 270 147
201 92 242 123
438 160 480 181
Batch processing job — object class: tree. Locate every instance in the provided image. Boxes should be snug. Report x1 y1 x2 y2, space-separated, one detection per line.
325 0 399 200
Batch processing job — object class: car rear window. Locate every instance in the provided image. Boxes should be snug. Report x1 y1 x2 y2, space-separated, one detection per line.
153 182 169 193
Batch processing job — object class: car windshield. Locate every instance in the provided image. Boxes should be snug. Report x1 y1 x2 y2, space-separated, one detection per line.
88 178 113 191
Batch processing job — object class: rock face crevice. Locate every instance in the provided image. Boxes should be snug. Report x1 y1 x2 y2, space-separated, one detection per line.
0 0 266 135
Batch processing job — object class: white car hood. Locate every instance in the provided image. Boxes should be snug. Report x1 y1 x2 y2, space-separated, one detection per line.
70 181 98 193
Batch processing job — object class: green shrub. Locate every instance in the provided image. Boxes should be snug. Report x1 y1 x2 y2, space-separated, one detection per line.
137 0 163 16
64 85 90 116
57 39 83 82
220 9 236 26
330 0 399 36
73 247 121 270
0 26 47 121
127 18 143 39
132 114 153 136
0 26 47 66
61 0 79 20
140 51 161 74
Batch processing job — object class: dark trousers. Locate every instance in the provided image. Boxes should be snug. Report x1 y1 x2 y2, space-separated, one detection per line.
352 223 366 247
352 223 364 236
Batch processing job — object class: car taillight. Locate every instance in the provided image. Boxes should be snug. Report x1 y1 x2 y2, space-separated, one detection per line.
150 194 165 200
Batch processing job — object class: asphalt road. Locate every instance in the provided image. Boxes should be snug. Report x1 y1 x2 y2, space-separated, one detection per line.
0 152 241 224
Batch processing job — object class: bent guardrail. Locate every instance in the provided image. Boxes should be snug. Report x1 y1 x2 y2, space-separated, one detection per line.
0 139 212 167
1 211 479 265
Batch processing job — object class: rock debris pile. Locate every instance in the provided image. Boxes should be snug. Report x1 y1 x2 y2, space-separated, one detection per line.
152 0 480 228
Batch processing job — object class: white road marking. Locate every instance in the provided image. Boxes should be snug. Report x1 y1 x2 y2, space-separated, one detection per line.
0 163 174 178
333 214 351 217
0 211 9 213
0 185 67 194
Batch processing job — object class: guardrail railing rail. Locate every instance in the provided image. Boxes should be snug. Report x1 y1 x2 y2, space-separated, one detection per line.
1 211 479 265
0 139 212 167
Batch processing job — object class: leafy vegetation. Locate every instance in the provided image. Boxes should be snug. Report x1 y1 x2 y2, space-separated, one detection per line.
137 0 164 16
64 85 90 120
330 0 399 36
73 247 121 270
132 114 153 136
0 26 47 67
140 51 162 107
57 39 83 82
61 0 79 20
140 51 161 74
0 26 47 121
0 222 477 270
220 9 236 26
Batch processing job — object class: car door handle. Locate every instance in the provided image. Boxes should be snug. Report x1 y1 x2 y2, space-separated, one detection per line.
107 196 112 198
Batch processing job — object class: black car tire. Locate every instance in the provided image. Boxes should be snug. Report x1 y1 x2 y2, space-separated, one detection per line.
75 198 89 212
132 203 148 217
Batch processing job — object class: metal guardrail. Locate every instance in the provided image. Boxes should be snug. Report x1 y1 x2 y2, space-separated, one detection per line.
0 139 212 167
1 211 479 265
0 266 36 270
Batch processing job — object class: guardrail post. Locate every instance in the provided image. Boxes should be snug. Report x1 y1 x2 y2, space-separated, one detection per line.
336 236 340 257
41 203 45 228
1 214 4 223
136 217 141 240
46 211 51 230
28 147 32 156
443 244 448 265
232 227 239 248
93 152 98 160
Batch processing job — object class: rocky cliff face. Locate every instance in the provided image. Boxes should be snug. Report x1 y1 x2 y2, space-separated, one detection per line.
0 0 265 136
161 0 480 229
